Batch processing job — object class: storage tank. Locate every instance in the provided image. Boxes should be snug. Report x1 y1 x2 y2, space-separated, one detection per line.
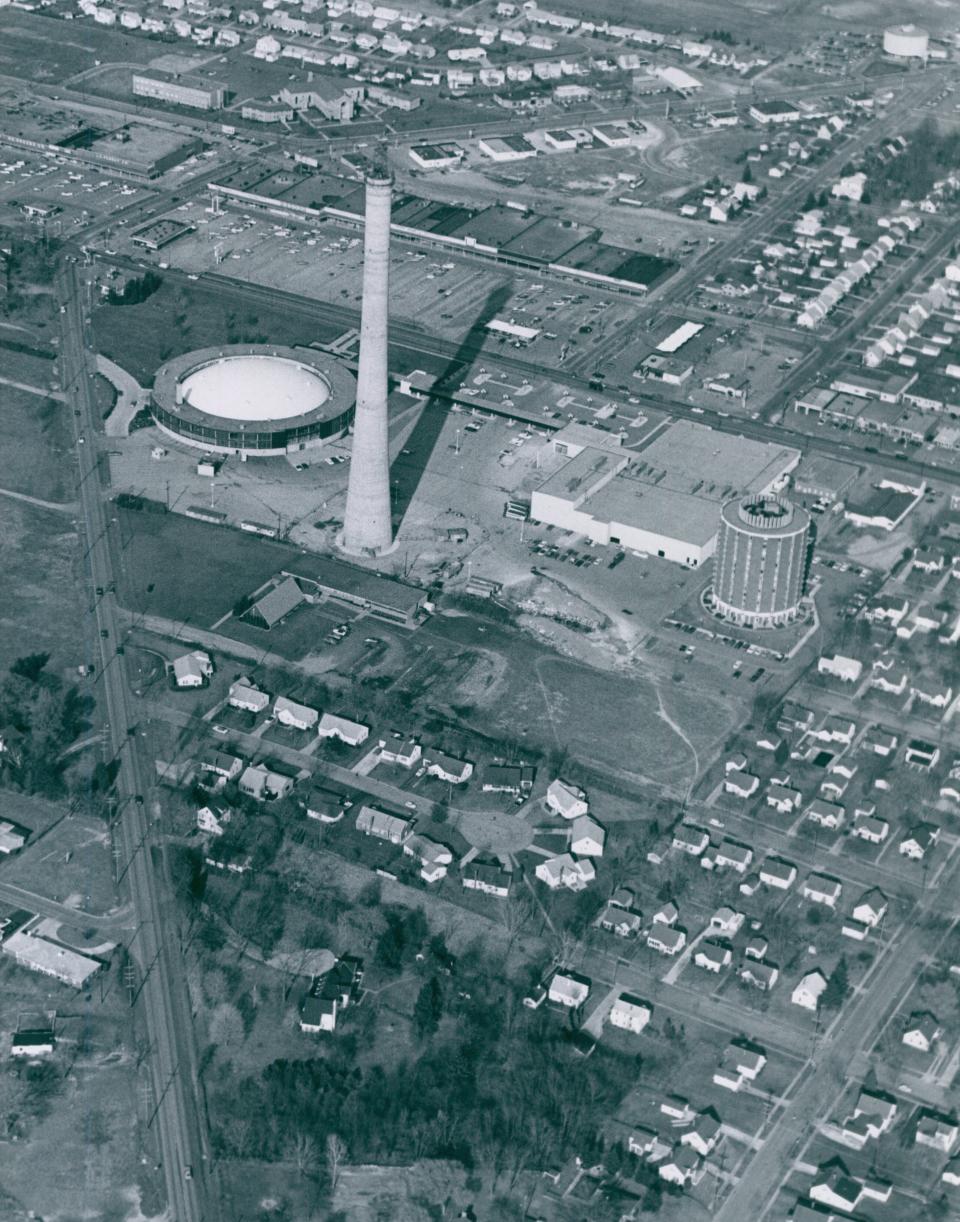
883 24 929 59
711 495 811 629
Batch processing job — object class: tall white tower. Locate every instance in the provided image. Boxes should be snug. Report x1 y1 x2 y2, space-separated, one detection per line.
341 170 394 556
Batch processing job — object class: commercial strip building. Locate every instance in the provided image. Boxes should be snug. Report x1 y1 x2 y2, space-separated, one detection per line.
530 421 799 568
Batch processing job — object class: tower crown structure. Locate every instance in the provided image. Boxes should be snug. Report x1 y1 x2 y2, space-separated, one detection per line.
342 171 394 556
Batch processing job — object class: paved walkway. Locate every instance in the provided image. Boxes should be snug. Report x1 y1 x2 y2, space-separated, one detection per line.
98 354 148 438
0 485 77 514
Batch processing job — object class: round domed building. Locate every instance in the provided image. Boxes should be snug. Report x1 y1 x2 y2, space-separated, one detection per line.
709 494 811 629
151 344 356 458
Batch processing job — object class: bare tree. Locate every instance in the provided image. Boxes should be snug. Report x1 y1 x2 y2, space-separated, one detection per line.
326 1132 347 1195
289 1132 318 1178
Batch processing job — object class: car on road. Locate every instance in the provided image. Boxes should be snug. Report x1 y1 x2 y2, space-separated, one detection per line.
404 801 417 810
183 1166 193 1181
99 629 108 639
95 586 104 596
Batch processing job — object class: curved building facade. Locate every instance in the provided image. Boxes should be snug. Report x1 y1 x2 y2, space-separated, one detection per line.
151 344 356 457
711 495 810 628
883 24 928 58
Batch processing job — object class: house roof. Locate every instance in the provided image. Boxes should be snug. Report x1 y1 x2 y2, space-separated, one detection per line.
906 1010 941 1040
250 576 305 627
356 806 412 840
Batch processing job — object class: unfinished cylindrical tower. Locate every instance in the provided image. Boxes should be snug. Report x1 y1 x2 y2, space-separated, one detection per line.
341 170 394 556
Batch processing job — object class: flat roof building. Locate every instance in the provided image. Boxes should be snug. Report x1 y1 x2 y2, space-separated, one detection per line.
132 71 228 110
530 420 799 567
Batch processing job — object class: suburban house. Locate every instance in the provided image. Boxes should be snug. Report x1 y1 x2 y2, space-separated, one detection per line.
239 764 293 802
304 786 348 823
725 752 748 774
482 763 536 796
852 812 889 843
299 956 363 1034
608 993 651 1033
694 940 733 973
818 654 862 683
744 935 768 961
714 840 753 873
807 799 845 831
647 925 687 956
851 889 887 928
379 738 422 768
652 901 679 926
657 1145 704 1187
840 1090 898 1149
905 739 940 770
317 712 369 746
546 779 589 819
228 679 270 714
548 971 590 1009
196 805 232 836
274 696 319 732
916 1111 959 1154
680 1110 722 1157
570 816 605 857
598 901 642 938
739 960 779 991
535 853 595 891
792 969 828 1010
760 857 797 889
801 873 842 908
713 1041 766 1092
725 772 760 798
944 1157 960 1187
812 716 856 746
199 751 242 782
900 823 939 859
766 785 801 816
673 823 711 855
903 1011 942 1053
424 750 473 785
403 834 453 883
461 859 511 897
172 650 214 688
710 907 744 936
355 806 414 845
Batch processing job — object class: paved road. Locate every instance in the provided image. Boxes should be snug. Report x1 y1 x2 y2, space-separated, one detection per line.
59 263 215 1222
0 880 132 932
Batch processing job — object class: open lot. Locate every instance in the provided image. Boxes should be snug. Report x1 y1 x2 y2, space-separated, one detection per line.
0 374 73 503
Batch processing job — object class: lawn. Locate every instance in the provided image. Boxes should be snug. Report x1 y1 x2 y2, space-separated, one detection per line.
0 498 87 678
0 383 73 502
92 279 333 388
116 509 299 627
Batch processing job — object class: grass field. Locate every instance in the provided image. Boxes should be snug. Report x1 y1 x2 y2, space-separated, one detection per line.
0 10 158 82
0 383 74 502
0 498 87 677
92 281 330 388
117 509 299 627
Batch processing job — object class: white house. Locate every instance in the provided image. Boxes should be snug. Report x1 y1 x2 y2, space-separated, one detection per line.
379 738 421 768
228 679 270 714
239 764 293 801
548 971 590 1008
647 925 686 956
694 941 733 973
535 853 595 891
403 834 453 883
709 907 744 936
818 654 862 683
570 815 605 857
172 650 213 688
759 857 797 889
317 713 369 746
724 772 760 799
792 969 827 1010
608 993 651 1033
713 1041 766 1092
903 1011 942 1053
802 873 842 908
355 806 413 845
546 778 589 819
274 696 319 732
196 805 232 836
